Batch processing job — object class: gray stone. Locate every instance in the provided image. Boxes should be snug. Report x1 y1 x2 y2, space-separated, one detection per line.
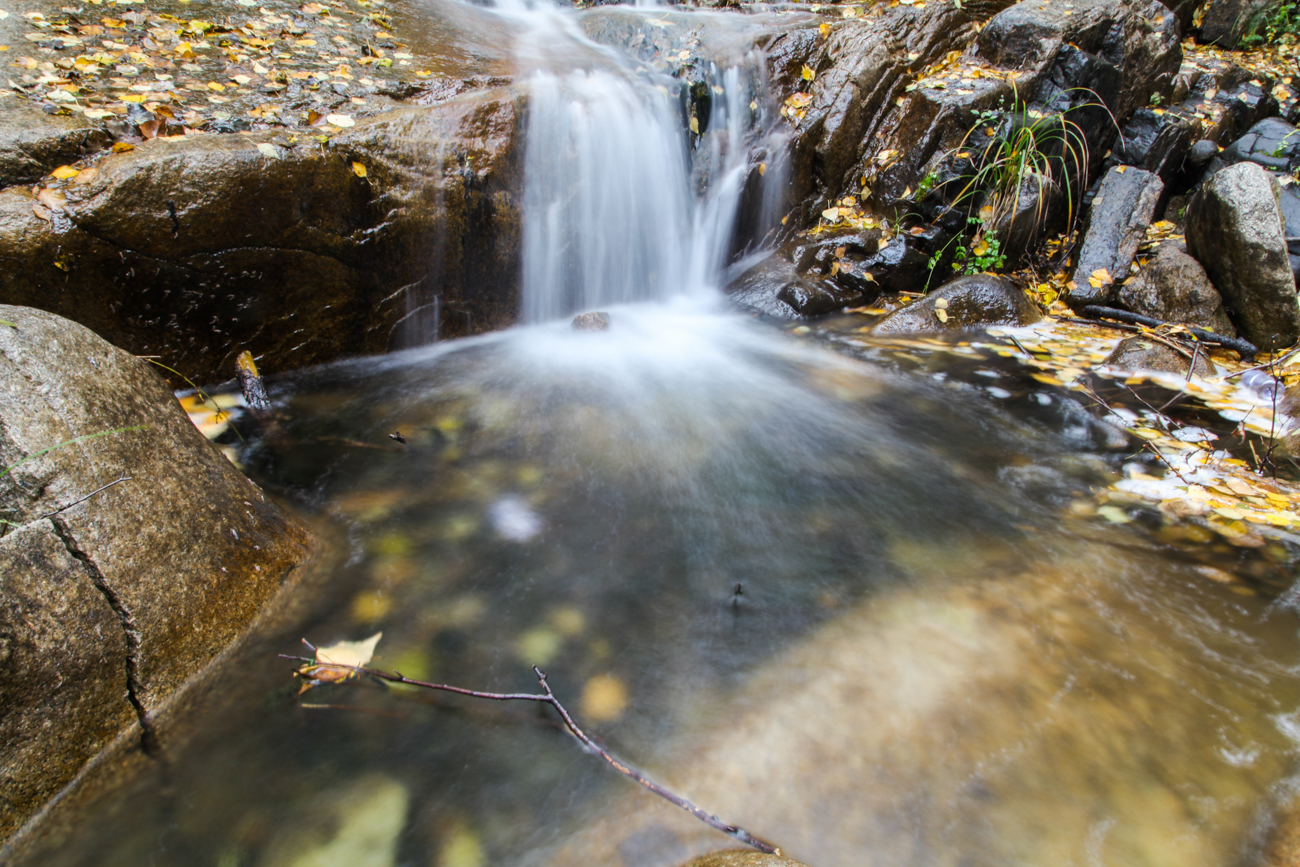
1115 242 1237 336
1188 139 1220 167
1199 0 1279 46
0 102 112 190
726 256 863 319
1067 166 1163 310
1103 336 1217 376
0 305 312 840
872 274 1041 334
1221 117 1300 172
1185 162 1300 349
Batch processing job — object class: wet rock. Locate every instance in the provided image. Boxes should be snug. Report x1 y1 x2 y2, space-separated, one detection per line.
1103 336 1217 376
1277 183 1300 287
0 90 524 383
1115 242 1237 336
1067 167 1163 311
1188 139 1220 168
1111 107 1199 183
1185 162 1300 349
872 274 1040 334
0 305 312 840
726 255 863 319
572 311 611 331
679 851 812 867
973 0 1182 124
0 521 135 844
1220 117 1300 172
0 101 112 189
1199 0 1277 46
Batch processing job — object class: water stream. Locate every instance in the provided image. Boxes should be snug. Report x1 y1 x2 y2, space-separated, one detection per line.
16 2 1300 867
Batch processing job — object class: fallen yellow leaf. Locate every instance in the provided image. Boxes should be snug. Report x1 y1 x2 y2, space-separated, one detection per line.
50 165 79 180
351 161 367 177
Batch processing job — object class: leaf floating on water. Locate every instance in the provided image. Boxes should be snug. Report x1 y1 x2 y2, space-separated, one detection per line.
580 673 628 723
297 631 383 691
326 113 356 127
1096 505 1131 524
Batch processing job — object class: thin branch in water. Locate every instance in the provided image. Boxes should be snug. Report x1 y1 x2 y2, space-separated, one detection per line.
280 653 782 855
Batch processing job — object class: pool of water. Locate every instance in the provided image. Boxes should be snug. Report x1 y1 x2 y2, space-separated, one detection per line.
16 303 1300 867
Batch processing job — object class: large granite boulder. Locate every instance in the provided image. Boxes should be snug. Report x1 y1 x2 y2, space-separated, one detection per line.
1185 162 1300 349
0 305 312 841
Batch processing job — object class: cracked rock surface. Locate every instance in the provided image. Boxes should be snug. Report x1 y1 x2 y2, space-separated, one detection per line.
0 304 312 841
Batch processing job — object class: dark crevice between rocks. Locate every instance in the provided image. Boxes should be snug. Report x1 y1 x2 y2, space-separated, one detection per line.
48 517 161 758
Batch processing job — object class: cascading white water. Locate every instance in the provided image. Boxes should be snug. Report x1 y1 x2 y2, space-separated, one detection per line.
514 16 785 322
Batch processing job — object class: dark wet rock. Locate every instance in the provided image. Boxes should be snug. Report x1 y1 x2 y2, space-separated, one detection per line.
1111 107 1199 183
972 0 1182 123
1067 167 1163 311
1221 117 1300 172
1188 139 1220 168
1277 183 1300 288
872 274 1040 334
0 90 523 383
1103 336 1217 376
0 101 112 189
1199 0 1277 46
1116 242 1237 336
572 312 611 331
772 0 1018 204
1185 162 1300 348
0 305 312 840
726 254 864 318
679 851 812 867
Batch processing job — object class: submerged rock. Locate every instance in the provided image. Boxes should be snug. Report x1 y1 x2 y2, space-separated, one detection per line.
872 274 1040 334
0 305 312 840
1185 162 1300 349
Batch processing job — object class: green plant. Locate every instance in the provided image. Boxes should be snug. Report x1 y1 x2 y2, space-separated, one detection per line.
1149 93 1163 107
1241 0 1300 44
950 215 1007 274
914 170 941 199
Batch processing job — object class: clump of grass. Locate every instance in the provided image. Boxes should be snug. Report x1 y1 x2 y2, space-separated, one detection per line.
1241 0 1300 45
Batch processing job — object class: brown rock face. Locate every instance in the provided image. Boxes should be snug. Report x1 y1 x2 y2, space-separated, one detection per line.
0 305 312 841
679 851 812 867
0 90 523 383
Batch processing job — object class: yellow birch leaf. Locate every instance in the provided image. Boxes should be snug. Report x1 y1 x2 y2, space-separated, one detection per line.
801 64 815 81
50 165 79 180
352 161 367 177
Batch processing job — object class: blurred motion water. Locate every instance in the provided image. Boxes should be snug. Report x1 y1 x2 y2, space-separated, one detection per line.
12 0 1300 866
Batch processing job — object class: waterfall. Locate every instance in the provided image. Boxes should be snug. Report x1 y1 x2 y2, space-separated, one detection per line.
516 23 785 323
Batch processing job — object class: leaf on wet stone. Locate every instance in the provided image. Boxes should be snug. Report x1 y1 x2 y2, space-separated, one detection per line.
326 112 354 126
36 188 66 211
351 160 366 177
1088 268 1113 288
801 64 815 81
256 142 280 158
50 165 79 180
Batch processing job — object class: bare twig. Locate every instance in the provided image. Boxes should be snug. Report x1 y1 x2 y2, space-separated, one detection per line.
280 654 781 855
39 471 131 519
1223 345 1300 380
